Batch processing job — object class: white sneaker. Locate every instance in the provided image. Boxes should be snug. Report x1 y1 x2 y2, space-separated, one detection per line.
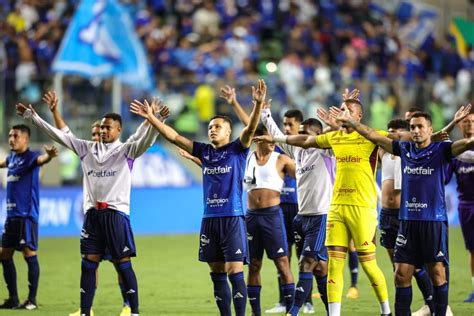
265 303 286 313
302 302 315 314
446 305 453 316
412 305 430 316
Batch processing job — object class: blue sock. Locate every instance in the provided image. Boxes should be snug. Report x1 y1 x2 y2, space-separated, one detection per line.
304 282 313 304
1 259 18 300
348 251 358 287
278 274 284 304
119 282 130 306
24 256 40 303
395 286 412 316
433 283 448 315
414 269 433 312
288 272 313 315
316 275 328 312
80 259 98 315
229 272 247 316
210 272 231 316
282 283 295 313
118 261 139 314
247 285 261 316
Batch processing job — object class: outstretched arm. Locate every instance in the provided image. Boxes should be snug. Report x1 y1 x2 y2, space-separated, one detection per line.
240 79 266 148
43 91 67 130
253 133 320 149
36 145 59 166
178 147 202 167
451 136 474 157
130 99 193 153
336 105 394 153
220 85 250 126
126 98 170 143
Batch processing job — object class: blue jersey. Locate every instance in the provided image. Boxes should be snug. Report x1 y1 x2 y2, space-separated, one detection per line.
5 149 41 221
275 146 297 204
192 138 249 218
393 141 453 221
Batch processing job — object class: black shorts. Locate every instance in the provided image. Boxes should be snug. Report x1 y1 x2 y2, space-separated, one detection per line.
379 208 400 249
293 214 328 261
1 217 38 251
280 203 299 244
199 216 248 263
394 220 448 267
246 205 288 260
80 209 136 261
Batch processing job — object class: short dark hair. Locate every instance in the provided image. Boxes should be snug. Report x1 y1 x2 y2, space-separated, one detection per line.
387 119 409 131
102 113 122 127
210 115 233 130
301 118 323 131
11 124 31 137
283 109 303 122
254 123 267 136
411 112 432 125
407 106 423 113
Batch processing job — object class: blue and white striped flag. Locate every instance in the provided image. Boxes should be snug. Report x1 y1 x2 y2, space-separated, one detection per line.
52 0 153 91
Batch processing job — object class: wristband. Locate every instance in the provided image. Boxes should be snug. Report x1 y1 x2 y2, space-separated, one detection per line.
273 135 288 143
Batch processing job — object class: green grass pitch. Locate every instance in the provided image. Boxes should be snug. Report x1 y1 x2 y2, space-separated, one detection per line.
0 228 472 315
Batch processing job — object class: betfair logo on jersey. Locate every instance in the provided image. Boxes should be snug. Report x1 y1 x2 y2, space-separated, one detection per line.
336 155 361 163
403 166 434 175
296 164 315 175
203 165 232 175
458 166 474 174
86 169 117 177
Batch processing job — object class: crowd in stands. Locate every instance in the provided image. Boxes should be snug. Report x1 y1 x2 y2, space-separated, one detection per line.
1 0 473 140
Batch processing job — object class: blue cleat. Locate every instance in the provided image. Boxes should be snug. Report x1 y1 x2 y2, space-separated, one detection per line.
463 292 474 303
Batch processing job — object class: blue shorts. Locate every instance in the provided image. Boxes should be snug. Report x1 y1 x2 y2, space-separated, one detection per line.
80 209 136 261
459 202 474 250
280 203 299 244
293 214 328 261
379 208 400 249
246 205 288 260
1 217 38 251
394 220 448 267
199 216 248 263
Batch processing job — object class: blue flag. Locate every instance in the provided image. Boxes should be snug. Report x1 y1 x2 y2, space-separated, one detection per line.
52 0 153 91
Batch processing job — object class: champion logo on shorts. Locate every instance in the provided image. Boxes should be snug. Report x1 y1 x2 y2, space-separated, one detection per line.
437 251 444 257
277 248 284 253
235 249 242 255
234 292 244 299
123 246 130 252
304 246 311 251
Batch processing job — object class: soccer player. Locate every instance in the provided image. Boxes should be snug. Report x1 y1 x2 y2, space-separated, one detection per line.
218 86 296 315
256 107 334 316
335 106 474 315
257 91 392 316
16 99 160 316
130 79 267 316
0 125 58 310
42 92 168 316
446 112 474 303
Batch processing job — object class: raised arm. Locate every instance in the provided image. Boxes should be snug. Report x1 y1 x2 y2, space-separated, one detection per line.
439 103 472 134
317 106 341 132
220 85 250 126
253 133 320 149
126 98 170 143
16 103 90 156
336 105 394 153
239 79 266 148
43 91 67 130
130 99 193 153
260 107 297 156
36 145 59 166
451 136 474 157
178 147 202 167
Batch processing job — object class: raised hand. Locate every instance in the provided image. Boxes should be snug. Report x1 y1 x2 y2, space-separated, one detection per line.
219 85 237 104
263 98 272 109
454 103 472 123
178 147 194 160
432 131 450 142
130 99 153 119
252 79 267 105
335 104 352 123
317 107 339 129
159 105 171 120
16 103 35 116
342 88 360 101
253 134 274 144
329 106 342 119
44 145 59 158
42 91 58 112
